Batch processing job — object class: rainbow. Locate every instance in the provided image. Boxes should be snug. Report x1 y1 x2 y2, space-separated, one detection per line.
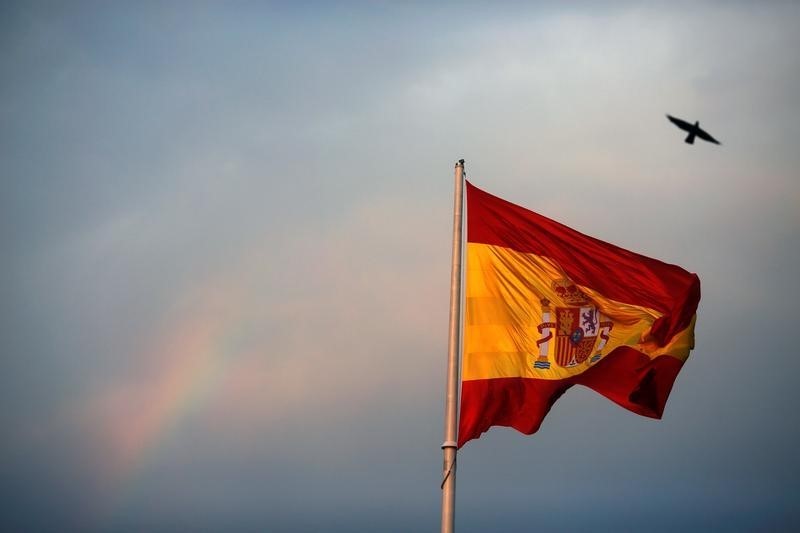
87 279 256 520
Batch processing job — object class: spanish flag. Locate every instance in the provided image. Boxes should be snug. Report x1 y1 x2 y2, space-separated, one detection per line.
458 182 700 447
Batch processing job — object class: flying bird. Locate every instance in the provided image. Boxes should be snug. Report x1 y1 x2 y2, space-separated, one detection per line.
666 114 721 145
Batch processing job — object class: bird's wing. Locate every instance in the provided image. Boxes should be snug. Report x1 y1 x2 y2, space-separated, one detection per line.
695 126 721 145
666 114 692 132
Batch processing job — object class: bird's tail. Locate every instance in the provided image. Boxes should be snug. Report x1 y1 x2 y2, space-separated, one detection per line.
684 132 696 144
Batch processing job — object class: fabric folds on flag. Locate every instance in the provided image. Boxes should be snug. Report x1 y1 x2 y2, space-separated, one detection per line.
458 181 700 448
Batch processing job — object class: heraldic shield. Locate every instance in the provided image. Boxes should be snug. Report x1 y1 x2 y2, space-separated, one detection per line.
537 279 613 369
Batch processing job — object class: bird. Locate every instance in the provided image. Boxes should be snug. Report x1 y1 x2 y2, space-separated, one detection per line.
666 114 721 145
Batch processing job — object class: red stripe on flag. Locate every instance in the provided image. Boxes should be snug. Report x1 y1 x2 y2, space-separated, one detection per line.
457 348 684 448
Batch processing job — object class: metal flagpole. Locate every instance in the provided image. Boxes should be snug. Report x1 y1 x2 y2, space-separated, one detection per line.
441 159 465 533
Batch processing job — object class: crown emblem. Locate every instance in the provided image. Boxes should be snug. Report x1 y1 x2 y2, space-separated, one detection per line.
551 279 589 305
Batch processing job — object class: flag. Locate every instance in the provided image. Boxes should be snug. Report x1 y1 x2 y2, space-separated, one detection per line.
458 181 700 447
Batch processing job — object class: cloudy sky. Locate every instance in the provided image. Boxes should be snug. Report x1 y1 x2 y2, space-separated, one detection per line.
2 2 799 531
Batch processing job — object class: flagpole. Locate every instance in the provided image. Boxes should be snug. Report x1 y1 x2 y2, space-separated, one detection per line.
441 159 465 533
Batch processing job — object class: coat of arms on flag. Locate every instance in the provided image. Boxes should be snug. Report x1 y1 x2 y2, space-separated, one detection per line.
537 279 614 369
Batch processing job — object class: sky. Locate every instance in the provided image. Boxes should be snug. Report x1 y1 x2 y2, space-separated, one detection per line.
2 2 799 531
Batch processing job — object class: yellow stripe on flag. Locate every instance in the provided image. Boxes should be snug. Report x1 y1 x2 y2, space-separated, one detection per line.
463 243 694 381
